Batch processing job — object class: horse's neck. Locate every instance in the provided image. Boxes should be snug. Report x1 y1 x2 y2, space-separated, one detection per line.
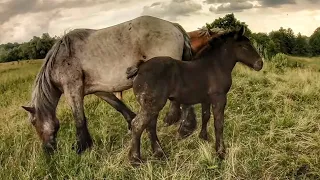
190 36 209 53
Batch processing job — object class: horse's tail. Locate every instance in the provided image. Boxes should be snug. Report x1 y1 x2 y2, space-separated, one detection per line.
172 23 193 61
126 60 144 79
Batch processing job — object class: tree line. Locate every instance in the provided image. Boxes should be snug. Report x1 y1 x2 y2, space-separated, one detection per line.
207 14 320 59
1 13 320 63
0 33 57 63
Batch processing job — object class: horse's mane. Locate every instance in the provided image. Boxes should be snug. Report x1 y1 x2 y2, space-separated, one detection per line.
30 29 92 113
194 30 237 59
198 26 225 37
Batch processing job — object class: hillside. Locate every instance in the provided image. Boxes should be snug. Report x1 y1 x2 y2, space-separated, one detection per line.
0 58 319 179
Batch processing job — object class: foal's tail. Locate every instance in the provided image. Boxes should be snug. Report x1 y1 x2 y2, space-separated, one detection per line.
126 60 144 79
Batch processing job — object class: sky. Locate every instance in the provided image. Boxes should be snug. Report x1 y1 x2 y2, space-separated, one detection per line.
0 0 320 44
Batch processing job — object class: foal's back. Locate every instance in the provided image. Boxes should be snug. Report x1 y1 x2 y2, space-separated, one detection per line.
132 56 210 105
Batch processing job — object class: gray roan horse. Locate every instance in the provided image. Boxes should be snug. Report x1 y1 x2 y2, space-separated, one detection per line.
126 26 263 165
22 15 197 153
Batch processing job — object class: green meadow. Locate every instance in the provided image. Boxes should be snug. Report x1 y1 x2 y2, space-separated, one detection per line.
0 57 319 179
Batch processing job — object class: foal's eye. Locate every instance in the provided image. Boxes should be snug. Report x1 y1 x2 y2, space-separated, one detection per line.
242 46 249 50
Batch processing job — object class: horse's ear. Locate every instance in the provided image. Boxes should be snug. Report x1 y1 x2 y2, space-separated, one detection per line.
22 106 35 114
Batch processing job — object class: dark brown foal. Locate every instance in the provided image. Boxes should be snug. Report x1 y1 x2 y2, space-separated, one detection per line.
126 26 263 165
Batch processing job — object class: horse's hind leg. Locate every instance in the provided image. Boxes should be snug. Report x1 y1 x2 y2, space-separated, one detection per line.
199 103 211 140
64 83 93 154
95 92 136 131
114 91 123 100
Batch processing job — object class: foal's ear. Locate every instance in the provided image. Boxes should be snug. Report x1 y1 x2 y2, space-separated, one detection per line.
234 26 246 39
22 106 35 114
239 26 246 36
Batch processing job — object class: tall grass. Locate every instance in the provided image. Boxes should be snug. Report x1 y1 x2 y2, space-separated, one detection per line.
0 58 319 179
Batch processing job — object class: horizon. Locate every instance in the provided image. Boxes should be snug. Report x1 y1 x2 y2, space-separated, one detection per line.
0 0 320 44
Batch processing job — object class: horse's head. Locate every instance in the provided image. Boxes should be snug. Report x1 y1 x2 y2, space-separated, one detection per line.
22 105 60 153
230 26 263 71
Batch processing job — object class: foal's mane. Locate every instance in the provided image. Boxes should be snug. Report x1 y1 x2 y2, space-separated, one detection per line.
194 30 237 59
30 29 91 113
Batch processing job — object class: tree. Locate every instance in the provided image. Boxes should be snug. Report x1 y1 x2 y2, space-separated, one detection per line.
292 33 310 56
269 27 296 55
309 27 320 56
0 33 57 63
206 13 252 36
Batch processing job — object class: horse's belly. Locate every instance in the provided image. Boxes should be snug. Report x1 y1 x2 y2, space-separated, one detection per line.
78 16 185 94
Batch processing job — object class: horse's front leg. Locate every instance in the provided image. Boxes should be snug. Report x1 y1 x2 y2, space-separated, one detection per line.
64 85 93 154
211 93 227 159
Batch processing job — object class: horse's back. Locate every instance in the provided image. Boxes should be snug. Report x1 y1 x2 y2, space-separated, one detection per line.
74 16 185 94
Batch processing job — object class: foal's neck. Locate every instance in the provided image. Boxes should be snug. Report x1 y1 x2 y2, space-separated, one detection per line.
198 43 237 74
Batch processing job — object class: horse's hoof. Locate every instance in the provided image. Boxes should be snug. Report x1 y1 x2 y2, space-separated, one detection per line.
199 131 209 141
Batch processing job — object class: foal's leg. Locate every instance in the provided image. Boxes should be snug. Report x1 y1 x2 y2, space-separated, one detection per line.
64 85 93 154
211 94 227 159
129 109 155 165
147 113 165 158
163 101 181 126
199 103 211 141
178 104 197 139
95 92 136 131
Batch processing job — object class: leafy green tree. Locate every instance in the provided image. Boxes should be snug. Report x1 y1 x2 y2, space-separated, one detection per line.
206 13 252 36
292 33 310 56
309 27 320 56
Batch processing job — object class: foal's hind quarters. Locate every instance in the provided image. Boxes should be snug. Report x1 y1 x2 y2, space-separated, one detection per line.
127 26 263 165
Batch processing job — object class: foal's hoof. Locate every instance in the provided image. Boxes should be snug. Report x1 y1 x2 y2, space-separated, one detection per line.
72 138 93 154
153 149 166 159
217 150 226 160
199 131 209 141
129 156 144 167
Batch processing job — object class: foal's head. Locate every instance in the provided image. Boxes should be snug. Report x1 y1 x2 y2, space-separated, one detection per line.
209 26 263 71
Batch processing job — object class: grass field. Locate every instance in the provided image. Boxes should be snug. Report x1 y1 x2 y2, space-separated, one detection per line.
0 57 320 179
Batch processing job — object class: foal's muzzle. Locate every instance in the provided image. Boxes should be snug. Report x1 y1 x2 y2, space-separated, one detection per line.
253 59 263 71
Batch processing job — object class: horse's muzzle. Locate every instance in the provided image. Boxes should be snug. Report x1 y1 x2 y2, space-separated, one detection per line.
43 140 57 154
253 60 263 71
